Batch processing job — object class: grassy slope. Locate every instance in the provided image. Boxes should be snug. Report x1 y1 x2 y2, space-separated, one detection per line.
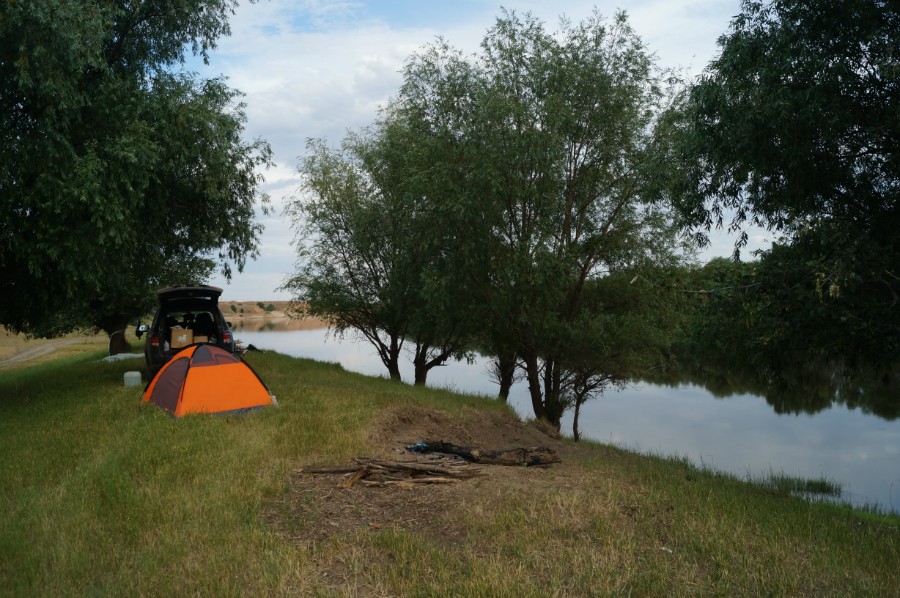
0 351 897 596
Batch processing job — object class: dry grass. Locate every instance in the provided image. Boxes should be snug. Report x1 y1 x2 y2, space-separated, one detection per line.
0 327 110 370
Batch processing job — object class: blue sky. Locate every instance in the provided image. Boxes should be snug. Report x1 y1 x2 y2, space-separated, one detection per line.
195 0 761 300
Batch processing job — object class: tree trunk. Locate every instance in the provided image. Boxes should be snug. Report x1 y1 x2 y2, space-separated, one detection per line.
544 398 564 431
496 352 516 402
541 358 564 430
413 343 430 386
572 400 582 442
386 335 402 382
413 341 454 386
387 360 402 382
97 315 132 355
523 350 547 421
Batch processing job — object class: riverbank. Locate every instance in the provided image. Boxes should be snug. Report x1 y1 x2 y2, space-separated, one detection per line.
220 300 294 319
1 350 897 595
219 303 327 333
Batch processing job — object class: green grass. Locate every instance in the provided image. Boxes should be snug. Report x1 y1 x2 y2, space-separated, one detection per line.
759 471 843 497
1 350 898 596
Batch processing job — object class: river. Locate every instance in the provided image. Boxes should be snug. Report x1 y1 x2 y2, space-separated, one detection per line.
232 319 900 514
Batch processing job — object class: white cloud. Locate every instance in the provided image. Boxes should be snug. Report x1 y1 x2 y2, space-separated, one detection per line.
200 0 745 300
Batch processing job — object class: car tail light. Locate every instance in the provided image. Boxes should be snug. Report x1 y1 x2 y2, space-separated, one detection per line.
223 330 233 344
150 335 159 347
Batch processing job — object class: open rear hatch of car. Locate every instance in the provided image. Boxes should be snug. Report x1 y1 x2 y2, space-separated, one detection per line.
157 285 222 304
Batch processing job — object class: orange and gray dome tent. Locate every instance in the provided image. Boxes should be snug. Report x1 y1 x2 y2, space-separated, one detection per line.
142 344 274 417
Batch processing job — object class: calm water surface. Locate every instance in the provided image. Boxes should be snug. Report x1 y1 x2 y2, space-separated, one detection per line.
234 322 900 513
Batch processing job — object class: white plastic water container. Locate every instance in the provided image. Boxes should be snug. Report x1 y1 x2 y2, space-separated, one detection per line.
124 371 142 388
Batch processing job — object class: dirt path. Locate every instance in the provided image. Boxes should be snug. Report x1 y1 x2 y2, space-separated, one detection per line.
0 337 99 370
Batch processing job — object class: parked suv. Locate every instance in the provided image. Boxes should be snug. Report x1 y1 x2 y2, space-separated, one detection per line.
136 285 235 377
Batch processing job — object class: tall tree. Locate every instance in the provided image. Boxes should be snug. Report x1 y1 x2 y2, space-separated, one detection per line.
285 135 409 382
0 1 271 349
667 0 899 365
399 10 685 427
285 119 471 385
358 110 475 385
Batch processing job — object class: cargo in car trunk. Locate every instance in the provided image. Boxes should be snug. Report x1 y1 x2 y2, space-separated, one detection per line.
171 327 193 348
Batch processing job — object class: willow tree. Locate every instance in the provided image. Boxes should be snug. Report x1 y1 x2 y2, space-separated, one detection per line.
1 1 271 349
285 135 407 382
285 114 472 385
398 10 685 427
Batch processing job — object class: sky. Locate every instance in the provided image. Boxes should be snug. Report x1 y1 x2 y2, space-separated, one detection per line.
194 0 760 300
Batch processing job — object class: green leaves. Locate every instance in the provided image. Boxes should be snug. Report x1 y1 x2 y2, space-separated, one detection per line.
307 9 683 420
667 0 899 365
1 1 271 335
675 0 897 232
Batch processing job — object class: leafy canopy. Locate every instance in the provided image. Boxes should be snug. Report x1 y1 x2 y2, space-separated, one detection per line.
284 107 475 385
393 9 687 425
672 0 897 239
286 9 687 405
1 0 272 337
667 0 899 365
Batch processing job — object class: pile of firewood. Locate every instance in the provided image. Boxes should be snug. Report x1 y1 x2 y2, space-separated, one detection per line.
301 442 560 489
300 457 481 488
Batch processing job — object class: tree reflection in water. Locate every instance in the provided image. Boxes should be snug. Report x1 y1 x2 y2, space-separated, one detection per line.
230 317 327 334
642 356 899 420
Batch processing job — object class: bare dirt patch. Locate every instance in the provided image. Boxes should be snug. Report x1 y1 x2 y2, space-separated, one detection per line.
262 406 593 549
